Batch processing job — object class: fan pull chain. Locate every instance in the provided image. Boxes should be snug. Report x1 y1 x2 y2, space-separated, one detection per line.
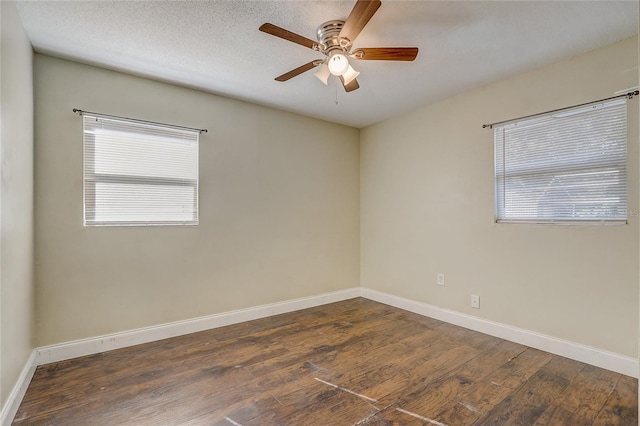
335 80 339 105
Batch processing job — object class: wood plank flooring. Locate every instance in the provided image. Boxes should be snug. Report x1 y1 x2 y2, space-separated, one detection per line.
13 298 638 425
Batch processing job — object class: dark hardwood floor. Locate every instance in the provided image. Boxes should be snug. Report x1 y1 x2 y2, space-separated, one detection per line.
13 298 638 425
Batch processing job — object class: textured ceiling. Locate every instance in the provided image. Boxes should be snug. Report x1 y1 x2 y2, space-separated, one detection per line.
15 1 639 128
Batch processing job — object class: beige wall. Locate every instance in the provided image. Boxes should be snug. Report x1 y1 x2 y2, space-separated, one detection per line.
31 34 639 363
34 55 360 346
361 37 639 358
0 1 35 406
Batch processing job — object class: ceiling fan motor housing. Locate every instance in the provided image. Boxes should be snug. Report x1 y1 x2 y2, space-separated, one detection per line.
316 20 348 53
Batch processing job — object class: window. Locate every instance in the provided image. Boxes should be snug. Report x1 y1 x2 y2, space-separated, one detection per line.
494 98 628 224
83 114 199 226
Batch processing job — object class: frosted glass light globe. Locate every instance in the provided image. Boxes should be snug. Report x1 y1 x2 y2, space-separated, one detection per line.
327 52 349 76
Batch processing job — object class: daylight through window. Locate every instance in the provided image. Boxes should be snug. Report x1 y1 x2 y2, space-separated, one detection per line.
83 115 199 226
494 98 627 224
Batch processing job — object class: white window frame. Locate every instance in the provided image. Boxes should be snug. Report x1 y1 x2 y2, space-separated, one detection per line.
82 114 200 227
494 98 628 225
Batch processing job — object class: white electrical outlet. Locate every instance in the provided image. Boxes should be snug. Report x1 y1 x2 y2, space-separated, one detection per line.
437 273 445 286
471 295 480 309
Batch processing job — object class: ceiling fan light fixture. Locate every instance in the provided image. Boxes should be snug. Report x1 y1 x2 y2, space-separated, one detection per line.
342 64 360 85
327 51 350 76
260 0 418 93
314 63 331 85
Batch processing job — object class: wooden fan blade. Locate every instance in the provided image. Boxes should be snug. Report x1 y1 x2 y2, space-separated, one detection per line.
354 47 418 61
259 23 317 50
275 61 318 82
339 0 382 45
340 76 360 92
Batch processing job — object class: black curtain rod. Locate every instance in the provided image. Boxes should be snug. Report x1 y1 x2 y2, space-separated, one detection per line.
482 90 639 129
73 109 208 134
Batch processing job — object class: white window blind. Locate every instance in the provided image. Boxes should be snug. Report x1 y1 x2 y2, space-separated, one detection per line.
83 114 199 226
494 98 627 224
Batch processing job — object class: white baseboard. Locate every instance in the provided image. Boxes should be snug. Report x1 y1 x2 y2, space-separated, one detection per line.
361 287 638 378
1 350 37 426
35 287 361 366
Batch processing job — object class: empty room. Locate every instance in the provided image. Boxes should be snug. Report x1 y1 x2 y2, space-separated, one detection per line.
1 0 639 424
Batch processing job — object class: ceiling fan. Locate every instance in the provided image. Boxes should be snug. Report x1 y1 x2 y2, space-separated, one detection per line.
259 0 418 93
